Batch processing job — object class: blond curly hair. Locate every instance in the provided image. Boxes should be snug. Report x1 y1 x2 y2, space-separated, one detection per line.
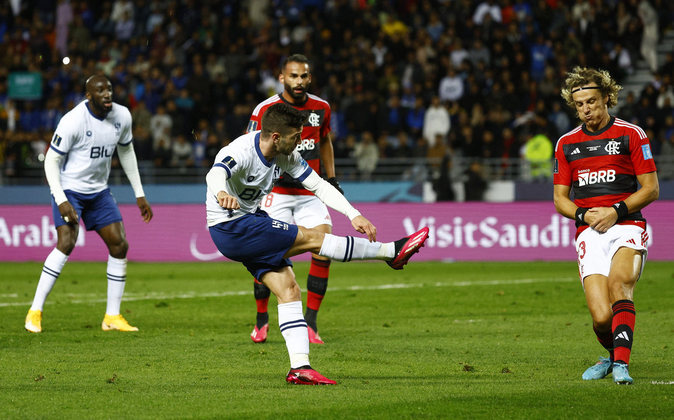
560 66 622 110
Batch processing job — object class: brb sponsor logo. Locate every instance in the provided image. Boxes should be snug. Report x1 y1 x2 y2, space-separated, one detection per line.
295 138 316 152
577 169 615 186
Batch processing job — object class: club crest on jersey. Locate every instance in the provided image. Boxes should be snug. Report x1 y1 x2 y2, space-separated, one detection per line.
604 140 620 155
114 122 121 135
307 112 320 127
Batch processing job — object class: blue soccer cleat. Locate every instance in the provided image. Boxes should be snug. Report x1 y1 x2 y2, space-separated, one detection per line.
582 357 612 380
612 362 633 385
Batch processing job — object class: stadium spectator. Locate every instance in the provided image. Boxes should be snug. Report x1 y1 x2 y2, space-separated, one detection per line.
464 160 488 201
2 0 674 182
244 54 340 345
423 95 450 148
205 102 429 385
354 131 379 180
554 67 659 385
25 75 153 334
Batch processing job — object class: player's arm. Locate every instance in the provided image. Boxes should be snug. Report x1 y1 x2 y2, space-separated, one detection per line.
301 170 376 241
553 184 579 221
585 171 660 232
44 146 78 224
319 132 343 194
206 165 240 210
118 142 153 223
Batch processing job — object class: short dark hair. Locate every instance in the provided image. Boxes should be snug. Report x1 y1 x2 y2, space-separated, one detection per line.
281 54 311 72
261 103 307 136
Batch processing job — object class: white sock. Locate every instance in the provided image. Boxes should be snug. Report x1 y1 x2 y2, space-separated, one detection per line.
278 301 310 369
319 233 395 262
105 255 127 316
31 248 69 311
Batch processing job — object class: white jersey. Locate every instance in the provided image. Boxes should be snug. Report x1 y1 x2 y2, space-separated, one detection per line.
206 131 312 226
49 100 132 194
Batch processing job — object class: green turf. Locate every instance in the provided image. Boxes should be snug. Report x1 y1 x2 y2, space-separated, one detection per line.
1 261 673 419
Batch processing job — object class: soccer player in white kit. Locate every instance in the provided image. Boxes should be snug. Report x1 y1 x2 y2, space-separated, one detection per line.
206 103 429 384
25 75 153 333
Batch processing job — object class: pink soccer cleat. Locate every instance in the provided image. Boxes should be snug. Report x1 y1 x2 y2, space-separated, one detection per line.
308 326 324 344
250 323 269 343
286 367 337 385
387 227 429 270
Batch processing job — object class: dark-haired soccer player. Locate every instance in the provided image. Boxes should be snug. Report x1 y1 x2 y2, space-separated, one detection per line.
554 67 659 384
206 103 428 384
246 54 341 344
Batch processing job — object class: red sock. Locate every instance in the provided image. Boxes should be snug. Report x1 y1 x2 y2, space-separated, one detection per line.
612 300 635 365
253 279 270 313
306 257 330 311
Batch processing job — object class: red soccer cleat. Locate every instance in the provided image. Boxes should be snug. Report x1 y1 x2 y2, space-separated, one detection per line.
286 367 337 385
308 326 324 344
387 227 430 270
250 323 268 343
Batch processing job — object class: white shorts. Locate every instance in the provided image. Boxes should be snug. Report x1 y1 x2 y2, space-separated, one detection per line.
575 223 648 282
261 193 332 229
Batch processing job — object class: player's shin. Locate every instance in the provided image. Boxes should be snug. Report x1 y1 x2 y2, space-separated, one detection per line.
612 300 635 365
278 301 310 368
106 255 127 316
318 233 394 262
31 248 69 311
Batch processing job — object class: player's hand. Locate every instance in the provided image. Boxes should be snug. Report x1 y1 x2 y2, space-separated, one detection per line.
327 177 344 195
217 191 240 210
137 197 153 223
58 201 79 225
586 206 618 233
351 215 377 242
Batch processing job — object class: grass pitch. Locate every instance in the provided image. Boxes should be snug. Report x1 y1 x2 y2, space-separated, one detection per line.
1 261 673 419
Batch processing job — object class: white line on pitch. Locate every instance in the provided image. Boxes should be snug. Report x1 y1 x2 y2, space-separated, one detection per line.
0 277 575 307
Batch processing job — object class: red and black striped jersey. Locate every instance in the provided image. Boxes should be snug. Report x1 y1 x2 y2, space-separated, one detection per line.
553 116 656 221
247 93 332 195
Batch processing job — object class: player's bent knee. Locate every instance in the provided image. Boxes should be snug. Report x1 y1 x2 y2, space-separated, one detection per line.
108 239 129 259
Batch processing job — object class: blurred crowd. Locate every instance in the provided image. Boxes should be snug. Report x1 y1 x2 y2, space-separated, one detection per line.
1 0 674 186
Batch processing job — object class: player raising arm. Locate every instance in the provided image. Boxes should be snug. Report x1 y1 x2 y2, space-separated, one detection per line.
25 75 153 334
206 103 428 385
553 67 659 385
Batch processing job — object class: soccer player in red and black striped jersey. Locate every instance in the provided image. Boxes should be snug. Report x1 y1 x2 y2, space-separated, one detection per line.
245 54 341 344
553 67 659 384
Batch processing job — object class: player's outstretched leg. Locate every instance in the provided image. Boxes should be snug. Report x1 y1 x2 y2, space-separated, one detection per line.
387 227 430 270
581 356 612 380
317 227 429 270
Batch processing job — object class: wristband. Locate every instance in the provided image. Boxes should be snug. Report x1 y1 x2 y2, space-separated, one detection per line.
575 207 589 224
613 201 628 219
